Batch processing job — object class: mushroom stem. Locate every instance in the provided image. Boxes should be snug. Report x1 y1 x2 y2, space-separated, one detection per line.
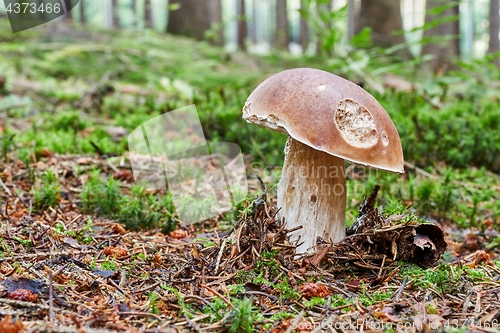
277 137 346 253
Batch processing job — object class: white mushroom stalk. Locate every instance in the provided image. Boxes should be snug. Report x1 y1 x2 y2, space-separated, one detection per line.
277 137 346 252
243 68 404 253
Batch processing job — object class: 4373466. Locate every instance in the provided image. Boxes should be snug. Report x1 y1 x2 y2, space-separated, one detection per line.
443 318 499 330
5 2 62 14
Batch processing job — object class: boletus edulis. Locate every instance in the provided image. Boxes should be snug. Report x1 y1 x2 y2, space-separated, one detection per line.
243 68 404 253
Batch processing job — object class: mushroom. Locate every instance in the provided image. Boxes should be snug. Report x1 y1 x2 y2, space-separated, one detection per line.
242 68 404 253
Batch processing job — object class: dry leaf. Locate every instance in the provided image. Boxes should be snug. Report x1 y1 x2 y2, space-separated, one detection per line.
0 315 24 333
299 283 330 299
103 246 128 258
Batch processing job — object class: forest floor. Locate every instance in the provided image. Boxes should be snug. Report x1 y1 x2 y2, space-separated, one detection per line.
1 20 500 333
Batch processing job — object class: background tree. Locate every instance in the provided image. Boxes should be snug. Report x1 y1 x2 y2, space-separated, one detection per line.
111 0 120 28
79 0 86 25
131 0 136 28
489 0 499 55
422 0 460 71
299 0 309 51
347 0 356 39
275 0 290 50
64 1 73 23
355 0 409 54
167 0 223 44
145 0 153 29
237 0 247 50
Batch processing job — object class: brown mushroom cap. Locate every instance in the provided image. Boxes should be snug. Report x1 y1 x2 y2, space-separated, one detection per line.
243 68 404 173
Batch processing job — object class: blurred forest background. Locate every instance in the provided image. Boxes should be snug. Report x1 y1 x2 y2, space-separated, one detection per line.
1 0 500 224
1 0 498 65
1 1 500 330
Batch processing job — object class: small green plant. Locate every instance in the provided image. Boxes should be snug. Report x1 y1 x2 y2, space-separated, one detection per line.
33 169 60 211
465 266 488 281
330 294 353 309
192 237 216 248
252 272 272 286
147 291 160 314
275 280 300 300
382 198 409 216
234 270 255 285
303 297 327 308
101 257 117 271
0 238 7 258
80 173 175 232
487 237 500 251
55 218 94 244
228 284 246 295
224 297 260 333
54 222 77 237
12 236 32 247
17 147 35 184
117 186 162 230
159 191 177 233
415 179 436 214
78 218 95 244
51 111 87 132
436 168 456 218
203 296 228 322
400 263 489 296
267 311 294 323
134 252 147 261
161 285 195 318
360 290 392 307
89 257 97 270
80 170 106 213
427 302 437 314
80 171 122 216
1 133 15 161
255 251 280 278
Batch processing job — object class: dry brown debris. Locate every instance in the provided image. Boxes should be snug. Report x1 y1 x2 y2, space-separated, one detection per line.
169 229 188 239
113 170 134 181
1 153 496 333
0 315 24 333
316 185 447 273
110 223 126 235
7 289 38 303
102 246 128 258
299 283 330 299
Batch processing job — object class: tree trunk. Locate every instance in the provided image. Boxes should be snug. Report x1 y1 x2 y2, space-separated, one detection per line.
103 0 111 27
275 0 290 50
167 0 223 44
111 0 120 28
489 0 500 54
237 0 248 50
463 0 473 56
251 0 259 44
79 0 86 24
356 0 409 54
64 0 73 23
347 0 356 39
145 0 153 28
422 0 460 71
299 0 309 52
131 0 136 28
